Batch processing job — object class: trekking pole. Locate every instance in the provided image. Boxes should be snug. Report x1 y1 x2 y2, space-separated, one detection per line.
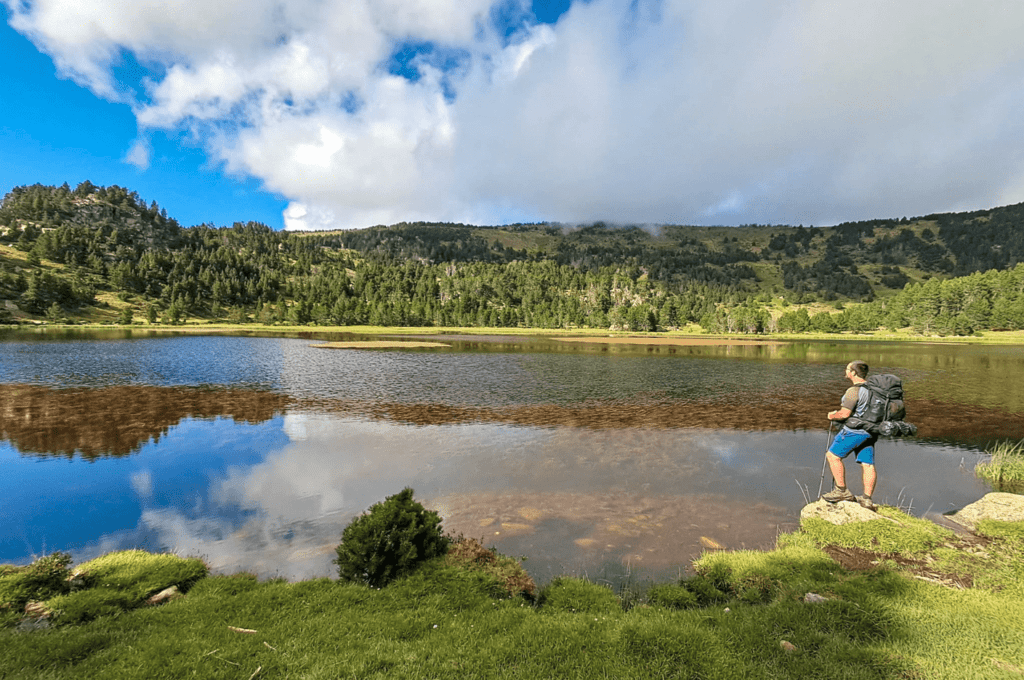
817 420 836 500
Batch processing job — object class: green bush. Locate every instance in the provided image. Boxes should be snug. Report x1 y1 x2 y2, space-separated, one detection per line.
334 488 449 588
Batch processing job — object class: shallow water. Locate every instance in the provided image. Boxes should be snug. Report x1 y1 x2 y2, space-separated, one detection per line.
0 329 1017 584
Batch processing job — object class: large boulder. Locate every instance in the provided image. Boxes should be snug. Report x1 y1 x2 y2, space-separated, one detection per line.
800 499 884 525
946 492 1024 530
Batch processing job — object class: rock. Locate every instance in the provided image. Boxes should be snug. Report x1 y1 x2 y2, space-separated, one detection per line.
923 511 975 536
66 569 92 591
146 585 181 606
800 499 886 526
23 601 52 618
947 493 1024 531
803 593 828 603
496 522 534 537
16 617 51 632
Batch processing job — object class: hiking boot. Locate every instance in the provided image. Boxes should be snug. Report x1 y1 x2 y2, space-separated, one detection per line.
857 495 876 510
821 487 855 504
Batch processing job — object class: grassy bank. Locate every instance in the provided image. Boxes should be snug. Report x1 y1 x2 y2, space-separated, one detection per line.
8 321 1024 345
4 509 1024 679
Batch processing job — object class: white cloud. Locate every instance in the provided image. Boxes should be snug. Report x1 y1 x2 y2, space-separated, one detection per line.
123 137 151 170
7 0 1024 227
129 469 153 497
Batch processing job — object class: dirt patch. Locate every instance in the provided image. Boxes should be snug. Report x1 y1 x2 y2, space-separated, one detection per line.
821 533 997 590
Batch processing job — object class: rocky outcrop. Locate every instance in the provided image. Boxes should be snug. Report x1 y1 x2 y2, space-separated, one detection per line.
946 492 1024 530
799 499 888 525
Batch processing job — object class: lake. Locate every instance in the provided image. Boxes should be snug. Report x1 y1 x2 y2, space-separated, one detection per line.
2 329 1021 586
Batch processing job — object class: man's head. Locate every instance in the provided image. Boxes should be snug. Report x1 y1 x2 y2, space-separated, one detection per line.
846 360 869 380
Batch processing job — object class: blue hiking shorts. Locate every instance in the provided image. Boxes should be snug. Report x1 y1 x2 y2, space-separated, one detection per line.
829 427 876 466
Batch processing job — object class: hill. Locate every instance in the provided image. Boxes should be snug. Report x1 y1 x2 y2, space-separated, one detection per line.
1 181 1023 333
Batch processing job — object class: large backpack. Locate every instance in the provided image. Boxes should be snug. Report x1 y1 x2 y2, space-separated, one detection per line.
847 374 917 437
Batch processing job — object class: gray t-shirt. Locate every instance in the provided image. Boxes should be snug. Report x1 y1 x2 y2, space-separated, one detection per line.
840 384 870 419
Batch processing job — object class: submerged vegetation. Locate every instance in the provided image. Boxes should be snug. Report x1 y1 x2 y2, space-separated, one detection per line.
3 487 1024 679
975 440 1024 491
2 181 1024 335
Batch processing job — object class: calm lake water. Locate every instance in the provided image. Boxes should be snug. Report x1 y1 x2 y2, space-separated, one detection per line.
2 329 1021 586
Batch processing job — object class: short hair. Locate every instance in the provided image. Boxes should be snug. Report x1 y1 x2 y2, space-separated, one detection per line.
847 360 869 379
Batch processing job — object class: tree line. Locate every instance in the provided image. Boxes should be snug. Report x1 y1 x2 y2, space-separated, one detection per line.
2 181 1024 335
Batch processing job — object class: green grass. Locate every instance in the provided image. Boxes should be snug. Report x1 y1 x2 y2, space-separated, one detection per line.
797 506 956 557
975 440 1024 490
3 509 1024 678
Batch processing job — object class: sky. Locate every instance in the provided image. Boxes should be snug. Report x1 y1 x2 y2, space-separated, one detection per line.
2 0 1024 231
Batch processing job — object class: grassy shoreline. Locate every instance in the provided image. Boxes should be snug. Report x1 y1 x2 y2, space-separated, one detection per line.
3 506 1023 679
6 321 1024 345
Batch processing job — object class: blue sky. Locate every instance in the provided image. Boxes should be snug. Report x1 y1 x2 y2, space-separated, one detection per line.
2 1 1024 230
0 10 291 228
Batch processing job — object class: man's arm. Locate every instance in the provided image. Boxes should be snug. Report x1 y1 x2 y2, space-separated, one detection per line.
829 384 863 421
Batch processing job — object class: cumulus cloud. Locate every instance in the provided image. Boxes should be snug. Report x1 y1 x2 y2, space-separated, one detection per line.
7 0 1024 228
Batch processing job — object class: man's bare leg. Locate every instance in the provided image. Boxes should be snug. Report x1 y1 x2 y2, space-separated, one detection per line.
860 463 876 497
827 452 846 487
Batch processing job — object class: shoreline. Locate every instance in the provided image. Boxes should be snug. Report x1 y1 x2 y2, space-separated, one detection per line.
5 322 1024 345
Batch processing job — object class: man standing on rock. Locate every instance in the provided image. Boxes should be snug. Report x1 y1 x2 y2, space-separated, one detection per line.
822 360 877 509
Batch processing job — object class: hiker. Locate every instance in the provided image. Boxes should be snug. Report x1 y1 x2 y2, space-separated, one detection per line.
822 360 877 509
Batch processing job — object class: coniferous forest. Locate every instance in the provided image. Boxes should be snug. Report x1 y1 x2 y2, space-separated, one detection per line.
1 181 1023 335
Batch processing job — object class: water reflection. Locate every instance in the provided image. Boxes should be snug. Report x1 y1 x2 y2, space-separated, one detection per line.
0 331 1020 586
0 384 289 458
105 416 991 583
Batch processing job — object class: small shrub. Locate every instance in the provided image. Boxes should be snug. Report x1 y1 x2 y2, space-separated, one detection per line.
334 487 449 588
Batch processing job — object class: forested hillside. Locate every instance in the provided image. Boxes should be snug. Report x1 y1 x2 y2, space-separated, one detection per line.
1 181 1023 334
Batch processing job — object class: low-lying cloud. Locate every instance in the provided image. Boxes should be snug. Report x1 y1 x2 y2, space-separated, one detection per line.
7 0 1024 228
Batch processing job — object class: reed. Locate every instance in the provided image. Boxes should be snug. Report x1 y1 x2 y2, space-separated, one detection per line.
975 439 1024 490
